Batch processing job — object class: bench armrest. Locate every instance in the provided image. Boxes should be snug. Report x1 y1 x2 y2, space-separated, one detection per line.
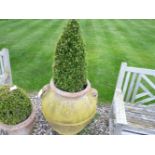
112 89 127 125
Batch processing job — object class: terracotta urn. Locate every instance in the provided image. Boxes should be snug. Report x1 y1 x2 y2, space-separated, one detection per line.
0 103 36 135
39 80 98 135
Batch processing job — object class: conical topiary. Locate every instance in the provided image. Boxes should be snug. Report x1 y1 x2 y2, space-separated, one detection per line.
53 19 87 92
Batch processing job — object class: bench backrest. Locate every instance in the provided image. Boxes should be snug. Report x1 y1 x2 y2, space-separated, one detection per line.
0 48 12 85
116 62 155 105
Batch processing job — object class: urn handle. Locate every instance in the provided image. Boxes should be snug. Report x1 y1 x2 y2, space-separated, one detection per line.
91 88 98 98
38 84 50 98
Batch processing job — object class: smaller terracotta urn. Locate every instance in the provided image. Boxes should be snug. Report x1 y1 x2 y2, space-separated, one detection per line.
0 103 36 135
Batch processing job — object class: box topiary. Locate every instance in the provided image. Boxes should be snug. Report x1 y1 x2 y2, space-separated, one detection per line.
53 19 87 92
0 85 32 125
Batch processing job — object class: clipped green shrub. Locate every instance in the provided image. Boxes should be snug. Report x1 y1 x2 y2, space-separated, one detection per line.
0 85 32 125
53 19 87 92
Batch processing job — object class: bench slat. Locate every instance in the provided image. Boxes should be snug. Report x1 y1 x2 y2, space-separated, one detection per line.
126 73 137 102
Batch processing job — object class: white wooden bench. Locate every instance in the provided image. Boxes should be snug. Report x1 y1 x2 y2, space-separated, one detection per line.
109 62 155 135
0 48 12 85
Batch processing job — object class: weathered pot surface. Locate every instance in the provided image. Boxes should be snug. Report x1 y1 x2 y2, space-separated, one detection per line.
39 80 98 135
0 103 36 135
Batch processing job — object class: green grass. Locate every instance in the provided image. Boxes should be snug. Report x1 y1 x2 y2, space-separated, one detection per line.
0 19 155 104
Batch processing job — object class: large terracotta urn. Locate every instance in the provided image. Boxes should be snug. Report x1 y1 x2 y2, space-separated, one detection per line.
39 80 97 135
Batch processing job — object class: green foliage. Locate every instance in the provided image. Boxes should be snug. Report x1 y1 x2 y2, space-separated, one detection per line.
0 85 32 125
1 20 155 103
53 19 87 92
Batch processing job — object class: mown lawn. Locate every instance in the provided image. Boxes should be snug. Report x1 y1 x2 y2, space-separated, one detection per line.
0 19 155 104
